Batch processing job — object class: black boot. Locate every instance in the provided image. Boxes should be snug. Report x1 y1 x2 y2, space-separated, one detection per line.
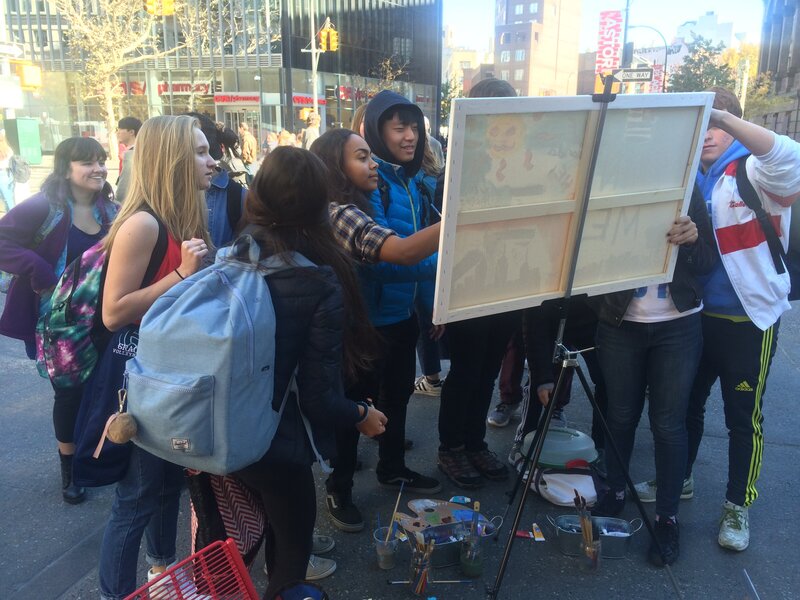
59 451 86 505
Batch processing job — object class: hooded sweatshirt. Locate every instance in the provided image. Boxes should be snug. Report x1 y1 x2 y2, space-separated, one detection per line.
359 91 437 327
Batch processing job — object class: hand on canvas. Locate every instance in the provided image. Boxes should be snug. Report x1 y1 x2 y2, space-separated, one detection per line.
707 108 731 130
667 215 698 246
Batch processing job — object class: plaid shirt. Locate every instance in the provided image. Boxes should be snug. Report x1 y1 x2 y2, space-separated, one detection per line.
329 202 393 264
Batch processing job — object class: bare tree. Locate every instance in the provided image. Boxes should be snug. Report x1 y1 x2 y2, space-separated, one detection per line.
55 0 188 161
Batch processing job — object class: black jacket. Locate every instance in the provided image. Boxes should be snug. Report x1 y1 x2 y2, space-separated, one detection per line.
239 264 360 470
591 185 718 326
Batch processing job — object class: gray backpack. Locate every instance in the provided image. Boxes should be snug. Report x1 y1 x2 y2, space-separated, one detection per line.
126 236 327 475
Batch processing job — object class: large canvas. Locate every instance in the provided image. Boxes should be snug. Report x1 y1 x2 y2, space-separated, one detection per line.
433 93 713 324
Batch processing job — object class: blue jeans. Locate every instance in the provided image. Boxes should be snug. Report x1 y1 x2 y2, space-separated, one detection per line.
0 169 14 211
98 446 184 599
596 312 702 518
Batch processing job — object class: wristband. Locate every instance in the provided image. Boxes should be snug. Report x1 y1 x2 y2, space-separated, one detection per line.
355 401 370 424
174 268 186 280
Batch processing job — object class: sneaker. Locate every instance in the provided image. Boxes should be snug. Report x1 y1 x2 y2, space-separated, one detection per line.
312 533 336 555
507 441 524 468
648 518 680 566
718 500 749 551
633 474 694 503
551 407 566 428
306 554 337 580
326 491 365 532
465 449 508 481
487 402 519 427
147 561 178 582
414 375 443 396
378 468 442 494
591 490 625 517
437 448 483 489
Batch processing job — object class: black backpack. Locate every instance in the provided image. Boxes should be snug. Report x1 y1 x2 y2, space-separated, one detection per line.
735 157 800 301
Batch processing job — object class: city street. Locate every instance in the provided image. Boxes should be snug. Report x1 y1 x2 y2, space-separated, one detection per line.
1 293 798 599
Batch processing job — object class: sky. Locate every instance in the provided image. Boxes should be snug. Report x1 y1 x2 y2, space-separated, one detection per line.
443 0 765 54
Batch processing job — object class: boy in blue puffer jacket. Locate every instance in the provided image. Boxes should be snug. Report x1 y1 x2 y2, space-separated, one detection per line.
358 90 441 493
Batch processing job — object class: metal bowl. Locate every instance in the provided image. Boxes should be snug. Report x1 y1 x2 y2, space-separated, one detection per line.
549 514 642 559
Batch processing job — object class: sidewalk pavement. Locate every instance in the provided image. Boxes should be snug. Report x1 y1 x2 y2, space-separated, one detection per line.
1 304 799 599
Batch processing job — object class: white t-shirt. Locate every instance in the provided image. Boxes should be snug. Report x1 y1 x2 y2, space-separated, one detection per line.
623 284 702 323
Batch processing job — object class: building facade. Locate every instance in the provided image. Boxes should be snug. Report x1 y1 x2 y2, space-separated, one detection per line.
757 0 800 138
3 0 442 152
493 0 580 97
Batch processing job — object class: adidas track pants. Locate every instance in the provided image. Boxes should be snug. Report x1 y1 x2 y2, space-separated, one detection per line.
685 314 779 507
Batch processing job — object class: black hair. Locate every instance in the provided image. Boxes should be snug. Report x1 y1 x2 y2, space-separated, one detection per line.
469 78 517 99
245 146 377 379
41 137 113 204
378 105 420 131
184 111 223 160
117 116 142 135
309 129 373 215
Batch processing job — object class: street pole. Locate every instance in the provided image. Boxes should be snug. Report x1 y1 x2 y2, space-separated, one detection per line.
629 25 669 93
309 0 318 116
303 1 326 118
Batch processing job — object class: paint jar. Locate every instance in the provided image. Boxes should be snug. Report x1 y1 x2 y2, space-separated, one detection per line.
373 527 399 570
579 539 601 573
459 536 483 578
409 548 431 596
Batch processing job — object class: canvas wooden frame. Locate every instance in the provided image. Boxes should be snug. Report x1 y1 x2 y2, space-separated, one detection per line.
432 92 714 324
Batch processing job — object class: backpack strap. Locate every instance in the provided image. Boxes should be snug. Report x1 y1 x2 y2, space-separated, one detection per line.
141 213 169 287
735 157 787 275
226 181 245 236
32 201 61 247
378 179 391 217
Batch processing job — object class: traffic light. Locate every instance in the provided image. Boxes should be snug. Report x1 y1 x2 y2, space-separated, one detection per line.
328 29 339 52
143 0 173 16
318 28 328 52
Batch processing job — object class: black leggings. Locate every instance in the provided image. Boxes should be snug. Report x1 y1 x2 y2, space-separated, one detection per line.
236 462 316 600
53 385 83 444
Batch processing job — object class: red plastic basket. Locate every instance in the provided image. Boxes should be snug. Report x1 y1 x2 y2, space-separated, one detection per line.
124 538 259 600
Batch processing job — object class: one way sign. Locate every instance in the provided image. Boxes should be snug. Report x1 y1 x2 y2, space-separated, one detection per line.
611 68 653 82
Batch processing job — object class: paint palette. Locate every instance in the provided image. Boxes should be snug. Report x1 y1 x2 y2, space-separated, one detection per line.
396 498 495 540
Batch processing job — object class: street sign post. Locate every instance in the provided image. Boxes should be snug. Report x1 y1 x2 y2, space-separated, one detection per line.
611 67 653 82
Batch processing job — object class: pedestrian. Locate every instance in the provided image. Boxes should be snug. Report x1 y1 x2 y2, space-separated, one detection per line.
0 130 16 212
0 136 118 505
218 126 251 189
233 146 387 598
590 185 717 568
434 78 521 489
680 88 800 551
310 127 441 532
301 111 322 149
186 113 246 246
96 115 215 599
412 132 446 397
114 116 142 204
359 90 443 494
238 122 258 172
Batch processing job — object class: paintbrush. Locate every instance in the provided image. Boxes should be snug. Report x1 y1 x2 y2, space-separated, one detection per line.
469 500 481 538
385 481 405 543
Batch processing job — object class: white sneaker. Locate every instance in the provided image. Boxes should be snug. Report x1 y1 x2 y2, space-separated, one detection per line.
263 554 337 580
414 375 443 396
306 554 337 580
633 474 694 503
718 500 749 551
487 402 520 427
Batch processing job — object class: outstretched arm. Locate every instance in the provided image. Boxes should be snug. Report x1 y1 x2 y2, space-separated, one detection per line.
709 108 774 156
378 222 440 265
